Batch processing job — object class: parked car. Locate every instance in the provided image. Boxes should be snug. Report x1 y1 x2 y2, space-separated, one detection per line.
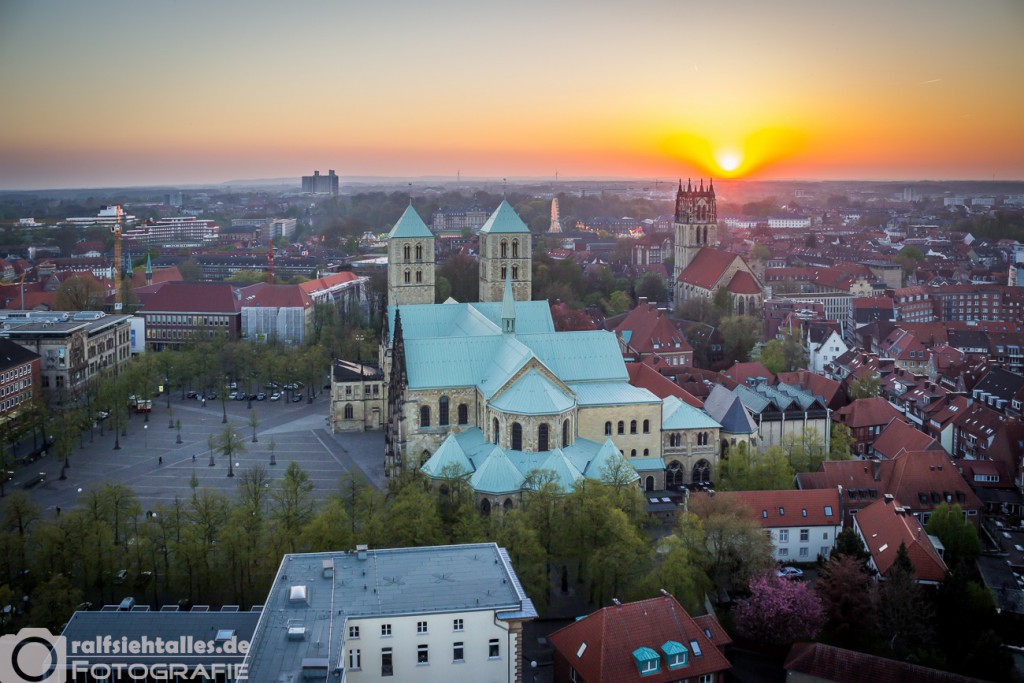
292 394 303 402
270 392 281 401
256 392 267 401
229 391 238 400
776 566 804 579
187 390 198 399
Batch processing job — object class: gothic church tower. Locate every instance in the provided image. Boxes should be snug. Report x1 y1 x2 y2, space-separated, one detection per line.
387 205 436 306
478 200 532 302
672 178 718 280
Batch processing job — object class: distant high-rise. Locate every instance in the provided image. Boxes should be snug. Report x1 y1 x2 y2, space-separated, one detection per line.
301 169 339 195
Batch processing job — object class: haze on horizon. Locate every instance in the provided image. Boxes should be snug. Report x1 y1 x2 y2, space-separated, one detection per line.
1 0 1022 191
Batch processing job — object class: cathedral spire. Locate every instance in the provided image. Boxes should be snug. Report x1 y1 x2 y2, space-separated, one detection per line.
699 178 704 192
501 270 516 334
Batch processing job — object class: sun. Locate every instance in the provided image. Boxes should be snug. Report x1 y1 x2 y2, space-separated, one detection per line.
714 149 742 173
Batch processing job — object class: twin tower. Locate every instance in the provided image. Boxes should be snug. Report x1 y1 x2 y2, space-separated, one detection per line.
386 200 533 307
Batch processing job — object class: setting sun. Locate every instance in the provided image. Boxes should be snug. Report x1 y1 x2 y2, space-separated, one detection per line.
714 150 742 173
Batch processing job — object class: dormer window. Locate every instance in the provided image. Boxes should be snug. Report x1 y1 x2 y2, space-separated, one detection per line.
661 641 689 670
632 647 660 676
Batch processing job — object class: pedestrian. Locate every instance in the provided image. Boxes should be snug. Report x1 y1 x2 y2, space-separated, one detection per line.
55 506 61 516
158 456 163 465
192 453 196 462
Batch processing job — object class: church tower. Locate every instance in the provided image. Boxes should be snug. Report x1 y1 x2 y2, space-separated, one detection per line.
672 178 718 280
387 205 436 306
478 200 532 302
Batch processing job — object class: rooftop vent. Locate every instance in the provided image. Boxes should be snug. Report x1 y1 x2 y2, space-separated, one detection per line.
289 585 308 604
287 620 306 641
322 559 334 579
356 544 368 561
301 658 329 680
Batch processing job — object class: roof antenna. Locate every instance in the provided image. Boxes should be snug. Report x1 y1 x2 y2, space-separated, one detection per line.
502 178 507 198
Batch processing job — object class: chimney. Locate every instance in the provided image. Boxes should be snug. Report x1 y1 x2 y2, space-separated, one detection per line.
356 544 368 561
871 460 882 481
883 493 894 505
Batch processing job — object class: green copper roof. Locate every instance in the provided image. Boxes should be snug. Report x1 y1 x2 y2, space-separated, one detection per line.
479 200 530 234
584 438 640 481
387 204 434 239
523 331 629 383
490 369 575 415
500 271 516 331
470 446 526 495
662 395 721 430
470 301 555 335
421 433 474 478
386 300 554 342
534 450 584 491
569 381 659 406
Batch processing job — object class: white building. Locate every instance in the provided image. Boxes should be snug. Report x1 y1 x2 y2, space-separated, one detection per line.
768 216 812 229
807 328 848 375
241 543 537 683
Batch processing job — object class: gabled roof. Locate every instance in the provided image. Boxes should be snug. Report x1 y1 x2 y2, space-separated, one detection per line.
536 449 584 490
469 446 526 494
584 438 639 481
479 200 530 234
854 498 948 583
387 204 434 239
142 282 240 314
871 418 940 459
549 595 731 683
703 384 757 434
614 301 690 355
626 362 703 407
676 248 743 290
420 433 474 478
834 397 902 429
726 270 762 294
711 488 842 528
784 642 987 683
775 370 845 409
661 396 720 431
238 283 313 309
490 368 575 415
723 361 775 386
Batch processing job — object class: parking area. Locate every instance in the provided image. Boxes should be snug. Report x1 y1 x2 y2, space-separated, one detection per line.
6 390 386 515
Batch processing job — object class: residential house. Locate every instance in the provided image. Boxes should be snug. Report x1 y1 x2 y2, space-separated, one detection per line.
785 642 988 683
833 397 904 457
806 325 848 375
138 282 241 350
853 495 948 584
614 299 693 368
330 359 385 433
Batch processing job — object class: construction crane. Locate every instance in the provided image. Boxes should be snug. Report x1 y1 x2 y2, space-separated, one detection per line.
0 271 28 310
110 205 124 311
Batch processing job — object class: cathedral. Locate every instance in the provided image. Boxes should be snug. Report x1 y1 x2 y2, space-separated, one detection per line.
378 200 728 510
673 179 763 316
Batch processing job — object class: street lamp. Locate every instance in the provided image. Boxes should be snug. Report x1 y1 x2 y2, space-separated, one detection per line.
227 458 234 477
144 424 148 448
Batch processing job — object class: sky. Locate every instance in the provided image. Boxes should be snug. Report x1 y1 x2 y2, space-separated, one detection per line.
1 0 1022 190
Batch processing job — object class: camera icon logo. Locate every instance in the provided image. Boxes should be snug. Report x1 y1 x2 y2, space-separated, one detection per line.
0 628 66 683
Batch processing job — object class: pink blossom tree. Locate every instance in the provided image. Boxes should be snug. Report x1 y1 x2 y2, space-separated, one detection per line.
734 572 826 646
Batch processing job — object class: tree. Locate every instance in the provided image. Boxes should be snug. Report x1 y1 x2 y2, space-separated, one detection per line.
750 244 771 262
833 527 869 563
735 572 825 646
437 253 479 303
712 287 733 315
848 372 881 399
215 423 246 475
635 272 668 303
53 274 106 310
778 428 828 473
685 493 774 596
247 411 259 443
925 503 981 567
605 290 631 316
636 524 712 614
719 315 760 363
815 554 877 649
716 442 795 491
382 475 444 548
269 462 315 554
829 424 854 461
759 339 787 375
874 543 934 659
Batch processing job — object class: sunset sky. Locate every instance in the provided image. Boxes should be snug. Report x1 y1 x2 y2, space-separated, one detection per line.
1 0 1022 190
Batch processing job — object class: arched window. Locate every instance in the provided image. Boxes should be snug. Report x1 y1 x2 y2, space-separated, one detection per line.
438 396 450 426
403 244 411 261
503 498 514 511
538 423 549 452
666 461 684 488
605 421 612 435
416 270 423 283
643 448 649 456
458 404 468 425
493 418 500 444
642 419 650 434
501 265 507 280
511 422 523 450
421 450 430 466
480 498 491 516
645 476 655 492
420 405 430 427
562 420 570 448
415 244 423 261
404 270 411 284
630 420 637 434
511 265 519 280
617 421 624 435
500 240 508 258
512 240 519 258
630 449 636 457
692 459 711 484
343 404 353 419
737 298 745 316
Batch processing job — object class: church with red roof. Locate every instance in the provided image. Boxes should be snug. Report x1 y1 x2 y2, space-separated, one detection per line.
672 179 764 316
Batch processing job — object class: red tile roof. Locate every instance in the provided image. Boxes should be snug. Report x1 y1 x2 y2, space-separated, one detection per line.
785 642 987 683
834 397 902 429
775 370 845 409
626 361 703 407
238 283 313 309
723 361 775 386
710 489 842 528
870 418 940 459
142 282 240 314
725 270 761 294
297 270 360 294
854 498 947 582
676 248 742 290
614 301 691 355
549 595 731 683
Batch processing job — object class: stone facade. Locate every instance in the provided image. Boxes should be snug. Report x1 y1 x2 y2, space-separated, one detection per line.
329 360 386 433
662 427 721 487
479 231 531 302
673 179 718 278
387 234 435 306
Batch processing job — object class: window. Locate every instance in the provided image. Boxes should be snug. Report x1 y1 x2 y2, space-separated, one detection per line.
453 618 464 631
779 548 789 557
348 626 360 639
458 404 468 425
512 240 519 258
489 639 500 658
570 668 578 682
453 642 464 662
799 529 809 542
438 397 450 426
563 419 570 448
824 506 833 516
415 244 423 261
420 406 430 427
348 648 361 670
699 675 713 683
500 240 508 258
381 624 392 637
643 419 650 433
416 620 428 634
403 245 411 261
630 420 637 434
344 404 354 420
417 644 429 664
538 423 549 451
381 648 393 676
799 547 809 558
511 422 523 450
416 270 423 283
493 418 499 444
404 270 411 284
512 265 519 280
605 421 612 435
501 265 507 280
617 421 624 435
779 529 789 543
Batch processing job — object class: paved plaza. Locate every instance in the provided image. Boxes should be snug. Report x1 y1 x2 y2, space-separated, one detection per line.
6 391 386 514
